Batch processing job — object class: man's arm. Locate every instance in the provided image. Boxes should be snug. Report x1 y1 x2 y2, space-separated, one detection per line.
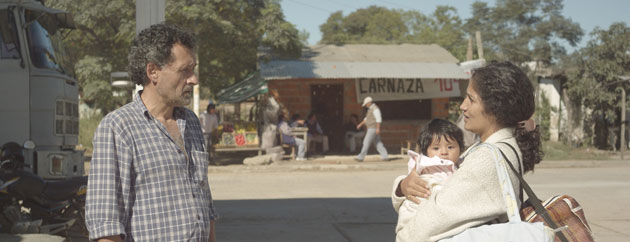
356 119 366 129
86 119 131 241
373 107 382 135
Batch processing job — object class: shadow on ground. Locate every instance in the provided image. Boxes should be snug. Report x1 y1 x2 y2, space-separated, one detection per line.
214 197 397 242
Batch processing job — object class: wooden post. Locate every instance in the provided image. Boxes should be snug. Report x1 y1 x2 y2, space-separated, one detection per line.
475 31 484 59
621 86 626 160
466 35 473 61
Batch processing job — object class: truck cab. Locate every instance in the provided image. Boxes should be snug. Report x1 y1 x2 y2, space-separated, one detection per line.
0 0 83 179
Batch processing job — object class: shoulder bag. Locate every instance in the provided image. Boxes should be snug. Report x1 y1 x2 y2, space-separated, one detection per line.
497 143 596 242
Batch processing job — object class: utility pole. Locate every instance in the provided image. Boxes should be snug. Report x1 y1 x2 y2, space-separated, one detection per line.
615 76 629 160
475 31 484 60
466 35 473 61
621 86 626 160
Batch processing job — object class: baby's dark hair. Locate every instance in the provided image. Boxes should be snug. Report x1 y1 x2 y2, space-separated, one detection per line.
417 119 464 155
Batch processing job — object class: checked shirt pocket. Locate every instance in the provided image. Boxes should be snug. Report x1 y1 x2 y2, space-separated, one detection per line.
191 150 209 184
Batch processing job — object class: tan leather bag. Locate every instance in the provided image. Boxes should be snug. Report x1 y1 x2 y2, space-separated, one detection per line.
520 195 595 242
498 143 596 242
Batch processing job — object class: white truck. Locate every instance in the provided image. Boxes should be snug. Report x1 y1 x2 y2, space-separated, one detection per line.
0 0 83 179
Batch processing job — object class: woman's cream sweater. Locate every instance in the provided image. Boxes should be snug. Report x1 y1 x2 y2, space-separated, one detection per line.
391 128 524 242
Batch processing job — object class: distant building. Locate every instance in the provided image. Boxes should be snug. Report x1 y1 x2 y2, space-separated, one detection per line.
260 44 468 152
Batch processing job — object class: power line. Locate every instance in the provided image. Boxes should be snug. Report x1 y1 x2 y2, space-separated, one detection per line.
320 0 359 10
373 0 417 10
285 0 334 14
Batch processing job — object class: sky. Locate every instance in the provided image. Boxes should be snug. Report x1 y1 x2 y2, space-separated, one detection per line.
281 0 630 52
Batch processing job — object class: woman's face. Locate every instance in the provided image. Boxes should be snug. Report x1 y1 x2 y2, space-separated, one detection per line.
460 79 497 139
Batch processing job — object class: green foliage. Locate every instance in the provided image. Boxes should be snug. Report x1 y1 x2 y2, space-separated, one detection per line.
464 0 583 64
319 1 581 63
320 6 408 44
79 112 104 150
564 22 630 123
319 6 466 60
404 6 467 61
47 0 302 113
562 22 630 148
536 90 552 141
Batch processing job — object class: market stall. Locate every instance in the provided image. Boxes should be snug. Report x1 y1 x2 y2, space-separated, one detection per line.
213 71 267 155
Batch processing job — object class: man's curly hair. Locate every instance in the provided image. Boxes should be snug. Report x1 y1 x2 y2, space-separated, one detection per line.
128 23 196 86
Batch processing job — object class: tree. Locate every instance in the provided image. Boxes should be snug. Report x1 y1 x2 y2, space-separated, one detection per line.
464 0 583 65
405 6 467 61
319 6 467 60
47 0 302 113
320 6 407 44
563 22 630 148
47 0 135 113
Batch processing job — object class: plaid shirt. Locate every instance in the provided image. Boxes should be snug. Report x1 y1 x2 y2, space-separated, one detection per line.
86 93 217 241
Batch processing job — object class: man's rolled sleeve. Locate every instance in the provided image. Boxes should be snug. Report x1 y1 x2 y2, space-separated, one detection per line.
86 119 133 240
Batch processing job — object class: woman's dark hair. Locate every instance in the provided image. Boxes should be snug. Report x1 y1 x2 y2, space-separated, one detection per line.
206 104 215 112
471 61 543 172
417 119 464 155
128 23 196 86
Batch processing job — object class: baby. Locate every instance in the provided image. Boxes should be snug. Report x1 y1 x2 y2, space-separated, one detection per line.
397 119 465 230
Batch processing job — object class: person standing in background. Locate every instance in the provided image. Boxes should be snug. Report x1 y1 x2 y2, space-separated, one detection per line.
200 103 219 148
261 89 283 151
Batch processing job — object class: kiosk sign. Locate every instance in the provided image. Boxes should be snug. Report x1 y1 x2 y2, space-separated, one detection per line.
355 78 461 102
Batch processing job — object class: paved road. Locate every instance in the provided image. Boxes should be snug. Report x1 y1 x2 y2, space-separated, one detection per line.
210 160 630 242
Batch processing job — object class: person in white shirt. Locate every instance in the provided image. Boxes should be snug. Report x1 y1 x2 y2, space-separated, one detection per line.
355 96 389 161
199 103 219 148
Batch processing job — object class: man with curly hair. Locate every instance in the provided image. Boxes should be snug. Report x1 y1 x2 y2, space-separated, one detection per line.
86 23 217 242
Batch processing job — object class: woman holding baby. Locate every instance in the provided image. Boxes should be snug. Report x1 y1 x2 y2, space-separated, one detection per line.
391 61 544 242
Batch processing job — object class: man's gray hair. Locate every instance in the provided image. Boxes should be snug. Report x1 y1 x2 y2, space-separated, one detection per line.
128 23 196 86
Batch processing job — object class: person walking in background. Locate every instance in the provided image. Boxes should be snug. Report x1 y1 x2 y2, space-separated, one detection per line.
355 97 389 161
86 24 217 242
200 103 219 148
345 114 365 153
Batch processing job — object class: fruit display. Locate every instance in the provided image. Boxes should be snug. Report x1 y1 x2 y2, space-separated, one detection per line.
216 121 259 147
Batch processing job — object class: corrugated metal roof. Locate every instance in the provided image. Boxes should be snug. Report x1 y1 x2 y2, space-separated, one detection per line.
261 61 468 80
261 44 467 80
299 44 460 63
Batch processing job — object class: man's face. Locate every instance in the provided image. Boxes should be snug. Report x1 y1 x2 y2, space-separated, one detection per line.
154 43 198 107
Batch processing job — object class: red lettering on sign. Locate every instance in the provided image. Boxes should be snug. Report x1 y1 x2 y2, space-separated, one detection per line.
435 79 454 92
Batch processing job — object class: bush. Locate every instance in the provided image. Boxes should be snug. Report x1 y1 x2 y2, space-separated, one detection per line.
79 112 103 153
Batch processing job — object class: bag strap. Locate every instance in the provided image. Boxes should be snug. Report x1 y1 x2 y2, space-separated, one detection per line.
495 144 569 242
497 142 523 203
483 143 522 224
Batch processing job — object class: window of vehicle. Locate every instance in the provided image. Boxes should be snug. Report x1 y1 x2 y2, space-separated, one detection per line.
0 9 21 59
24 9 71 74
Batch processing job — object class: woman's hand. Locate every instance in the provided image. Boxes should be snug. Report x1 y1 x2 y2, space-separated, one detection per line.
397 164 430 204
